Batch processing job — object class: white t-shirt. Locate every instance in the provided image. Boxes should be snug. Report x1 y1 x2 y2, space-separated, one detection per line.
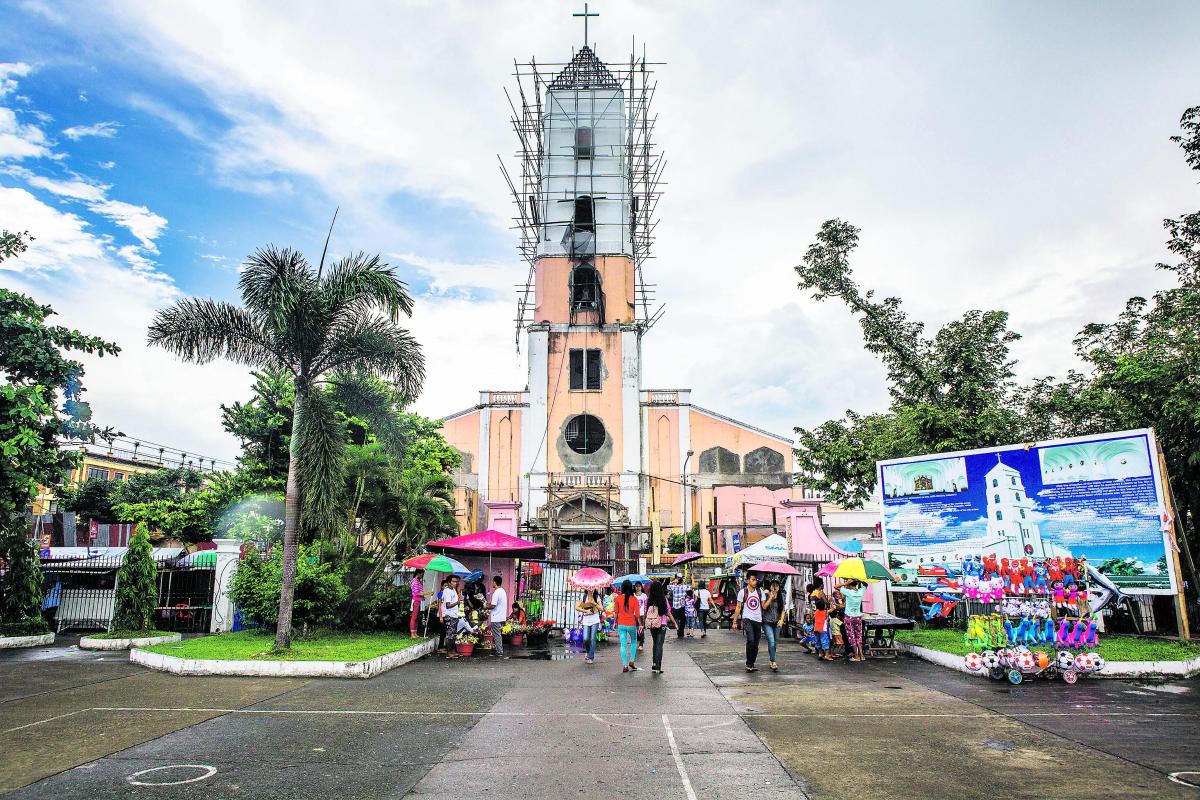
737 588 763 623
490 587 508 623
442 587 460 619
697 588 712 610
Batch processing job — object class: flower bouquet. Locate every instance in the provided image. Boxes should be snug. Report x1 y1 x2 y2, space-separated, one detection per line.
526 619 556 644
502 622 528 646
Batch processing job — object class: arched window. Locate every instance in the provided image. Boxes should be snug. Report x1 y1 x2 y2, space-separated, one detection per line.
996 510 1003 520
570 264 600 311
575 126 593 159
565 414 606 455
992 478 998 487
1019 509 1026 519
1015 492 1021 501
994 494 1000 503
573 196 594 232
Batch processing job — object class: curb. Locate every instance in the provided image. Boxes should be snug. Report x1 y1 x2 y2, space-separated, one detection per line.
896 641 1200 679
0 632 55 649
80 633 182 650
129 637 436 678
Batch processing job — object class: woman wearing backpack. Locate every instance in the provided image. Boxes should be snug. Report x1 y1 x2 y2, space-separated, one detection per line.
645 580 677 674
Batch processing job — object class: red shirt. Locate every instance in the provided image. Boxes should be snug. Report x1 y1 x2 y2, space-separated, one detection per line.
615 595 641 626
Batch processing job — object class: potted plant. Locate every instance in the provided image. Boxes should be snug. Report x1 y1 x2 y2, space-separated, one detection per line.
455 631 480 656
502 622 525 646
526 619 555 644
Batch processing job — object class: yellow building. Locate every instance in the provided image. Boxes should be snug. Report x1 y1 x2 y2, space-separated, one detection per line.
33 449 171 516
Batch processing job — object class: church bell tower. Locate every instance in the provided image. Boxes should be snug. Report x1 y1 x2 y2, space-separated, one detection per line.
503 21 662 531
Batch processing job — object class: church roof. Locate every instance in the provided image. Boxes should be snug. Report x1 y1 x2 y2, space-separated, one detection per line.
549 46 622 91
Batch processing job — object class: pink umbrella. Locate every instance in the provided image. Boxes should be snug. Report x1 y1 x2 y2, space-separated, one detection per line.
672 551 703 566
568 567 614 590
426 529 545 559
749 562 803 577
816 559 844 578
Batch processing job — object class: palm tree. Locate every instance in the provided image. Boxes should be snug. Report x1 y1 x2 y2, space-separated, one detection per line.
148 243 424 648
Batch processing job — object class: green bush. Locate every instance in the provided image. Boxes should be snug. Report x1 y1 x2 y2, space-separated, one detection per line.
0 520 48 636
111 526 158 632
667 523 702 554
363 583 413 631
230 542 348 631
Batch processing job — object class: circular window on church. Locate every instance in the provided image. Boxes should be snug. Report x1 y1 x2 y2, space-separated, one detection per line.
564 413 606 455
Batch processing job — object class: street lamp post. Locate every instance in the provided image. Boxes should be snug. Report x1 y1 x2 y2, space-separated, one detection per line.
681 449 695 552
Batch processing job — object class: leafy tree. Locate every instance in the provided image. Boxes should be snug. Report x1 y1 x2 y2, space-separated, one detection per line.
148 241 424 648
0 518 48 636
59 467 204 523
1097 557 1145 577
0 232 120 522
110 526 158 633
229 542 348 632
220 369 294 485
792 220 1025 506
667 523 702 554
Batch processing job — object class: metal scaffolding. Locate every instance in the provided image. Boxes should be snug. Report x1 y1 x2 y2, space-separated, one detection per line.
498 42 666 349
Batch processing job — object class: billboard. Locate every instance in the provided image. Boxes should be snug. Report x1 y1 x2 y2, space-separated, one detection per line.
879 429 1176 594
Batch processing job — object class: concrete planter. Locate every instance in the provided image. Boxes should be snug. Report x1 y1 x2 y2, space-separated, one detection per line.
897 641 1200 679
0 632 55 649
80 632 182 650
129 637 436 679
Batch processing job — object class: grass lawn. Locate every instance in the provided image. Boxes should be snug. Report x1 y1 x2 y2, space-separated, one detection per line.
141 630 424 662
895 627 1200 662
90 630 172 639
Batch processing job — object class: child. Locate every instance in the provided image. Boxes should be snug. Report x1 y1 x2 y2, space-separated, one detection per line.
829 607 845 658
812 596 832 661
799 612 818 653
684 589 697 638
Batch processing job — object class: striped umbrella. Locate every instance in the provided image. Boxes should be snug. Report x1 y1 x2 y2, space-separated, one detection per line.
832 558 895 583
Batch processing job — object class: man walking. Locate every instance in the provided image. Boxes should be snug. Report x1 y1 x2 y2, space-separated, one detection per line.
732 573 764 672
487 575 508 657
668 574 688 638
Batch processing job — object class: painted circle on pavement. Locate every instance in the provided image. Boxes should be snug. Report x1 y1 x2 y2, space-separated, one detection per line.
127 764 217 786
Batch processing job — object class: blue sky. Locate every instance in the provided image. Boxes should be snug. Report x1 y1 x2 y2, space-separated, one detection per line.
2 1 1199 465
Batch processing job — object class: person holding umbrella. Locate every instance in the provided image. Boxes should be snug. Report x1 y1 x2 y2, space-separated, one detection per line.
837 579 867 662
575 588 603 665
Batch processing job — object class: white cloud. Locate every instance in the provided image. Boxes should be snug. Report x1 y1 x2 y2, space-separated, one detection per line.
88 198 167 251
0 186 248 461
0 106 51 160
0 62 32 99
126 93 201 140
97 160 116 169
25 173 108 202
61 120 121 140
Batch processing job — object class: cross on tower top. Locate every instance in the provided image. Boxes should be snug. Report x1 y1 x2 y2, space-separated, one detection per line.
573 2 599 48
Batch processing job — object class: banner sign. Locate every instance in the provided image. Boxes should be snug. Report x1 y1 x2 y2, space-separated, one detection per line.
879 429 1175 594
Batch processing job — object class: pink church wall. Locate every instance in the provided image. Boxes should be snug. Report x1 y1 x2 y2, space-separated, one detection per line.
689 410 793 473
488 409 522 502
441 410 480 469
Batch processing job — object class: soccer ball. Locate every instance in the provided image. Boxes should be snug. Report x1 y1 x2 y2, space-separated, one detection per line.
1074 652 1095 672
963 652 984 671
1090 655 1106 673
981 650 1000 669
1016 650 1036 672
1056 651 1074 670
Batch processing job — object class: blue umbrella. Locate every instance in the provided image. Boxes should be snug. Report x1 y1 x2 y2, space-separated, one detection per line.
611 573 653 586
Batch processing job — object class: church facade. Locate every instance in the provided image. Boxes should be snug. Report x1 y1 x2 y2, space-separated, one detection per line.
441 39 794 561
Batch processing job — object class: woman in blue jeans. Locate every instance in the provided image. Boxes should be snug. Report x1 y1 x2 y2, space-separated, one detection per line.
760 579 784 672
576 589 603 665
614 579 643 672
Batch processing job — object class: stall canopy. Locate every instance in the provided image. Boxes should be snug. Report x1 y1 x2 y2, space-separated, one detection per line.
725 533 790 568
426 529 545 560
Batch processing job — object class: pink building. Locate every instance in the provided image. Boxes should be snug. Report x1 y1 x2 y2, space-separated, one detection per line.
441 37 793 562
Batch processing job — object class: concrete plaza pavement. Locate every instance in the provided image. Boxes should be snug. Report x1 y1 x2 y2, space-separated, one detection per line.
1 632 1197 799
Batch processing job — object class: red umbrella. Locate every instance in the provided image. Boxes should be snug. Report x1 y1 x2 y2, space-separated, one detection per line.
568 567 613 590
672 551 703 566
403 553 437 569
749 562 803 577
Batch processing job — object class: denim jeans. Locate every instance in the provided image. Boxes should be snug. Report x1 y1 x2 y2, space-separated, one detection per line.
650 626 666 670
743 619 762 667
618 625 638 666
763 622 779 663
582 623 599 660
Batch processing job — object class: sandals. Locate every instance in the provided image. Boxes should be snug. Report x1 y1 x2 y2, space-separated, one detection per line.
770 662 779 672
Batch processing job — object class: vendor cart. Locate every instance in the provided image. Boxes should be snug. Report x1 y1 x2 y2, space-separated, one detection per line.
862 612 915 658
